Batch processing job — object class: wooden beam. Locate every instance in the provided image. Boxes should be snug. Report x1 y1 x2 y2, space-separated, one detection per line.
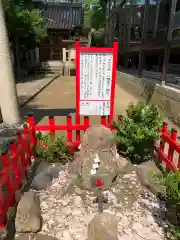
153 0 161 39
138 0 149 77
161 0 177 85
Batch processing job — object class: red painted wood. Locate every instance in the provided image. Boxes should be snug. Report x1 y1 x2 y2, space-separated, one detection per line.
49 116 55 135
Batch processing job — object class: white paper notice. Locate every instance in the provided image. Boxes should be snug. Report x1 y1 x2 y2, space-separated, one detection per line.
91 169 96 175
79 52 113 116
92 163 99 169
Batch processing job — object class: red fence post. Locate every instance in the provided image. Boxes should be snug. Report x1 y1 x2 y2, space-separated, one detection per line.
17 133 24 176
23 126 31 169
10 141 22 190
75 115 81 146
84 116 90 132
27 113 37 160
1 152 15 207
158 122 168 162
28 114 35 129
0 176 6 228
101 116 107 126
49 116 55 135
167 129 177 170
67 115 73 151
117 115 122 122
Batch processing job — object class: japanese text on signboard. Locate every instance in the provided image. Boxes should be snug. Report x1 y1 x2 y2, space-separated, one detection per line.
79 52 113 115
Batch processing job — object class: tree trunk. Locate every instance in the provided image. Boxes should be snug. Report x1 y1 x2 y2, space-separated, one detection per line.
0 2 21 126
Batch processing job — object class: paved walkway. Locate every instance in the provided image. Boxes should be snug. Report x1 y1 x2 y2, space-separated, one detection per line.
20 75 180 164
0 73 59 123
21 75 140 126
16 73 59 107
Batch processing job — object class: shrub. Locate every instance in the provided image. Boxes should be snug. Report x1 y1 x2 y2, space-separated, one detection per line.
154 171 180 239
35 132 73 164
114 102 163 163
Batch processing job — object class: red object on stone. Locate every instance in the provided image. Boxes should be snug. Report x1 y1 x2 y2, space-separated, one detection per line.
96 179 104 187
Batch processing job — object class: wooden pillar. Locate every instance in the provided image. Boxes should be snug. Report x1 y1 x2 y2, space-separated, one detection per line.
153 0 161 39
49 34 52 61
161 0 177 85
138 50 144 77
138 0 149 78
157 53 162 72
124 53 129 69
161 43 170 85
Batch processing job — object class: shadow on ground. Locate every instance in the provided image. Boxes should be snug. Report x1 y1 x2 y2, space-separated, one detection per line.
20 102 76 125
18 96 32 107
16 72 48 84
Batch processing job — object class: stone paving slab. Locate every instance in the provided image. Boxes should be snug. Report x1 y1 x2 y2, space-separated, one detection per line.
20 75 140 140
17 73 60 107
0 74 59 123
21 75 140 122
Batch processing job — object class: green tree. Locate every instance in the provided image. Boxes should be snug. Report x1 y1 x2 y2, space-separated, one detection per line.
84 0 100 29
90 4 106 29
3 0 47 78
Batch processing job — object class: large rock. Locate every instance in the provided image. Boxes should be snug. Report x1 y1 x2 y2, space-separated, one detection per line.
68 125 128 191
31 163 64 190
88 212 118 240
15 191 42 233
136 161 165 197
81 125 115 150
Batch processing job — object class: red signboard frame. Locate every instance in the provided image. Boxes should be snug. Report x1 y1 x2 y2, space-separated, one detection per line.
75 41 118 125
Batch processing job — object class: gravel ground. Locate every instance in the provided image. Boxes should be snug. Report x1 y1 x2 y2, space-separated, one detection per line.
26 166 167 240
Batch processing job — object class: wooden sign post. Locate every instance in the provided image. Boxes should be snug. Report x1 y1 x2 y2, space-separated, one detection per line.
75 41 118 124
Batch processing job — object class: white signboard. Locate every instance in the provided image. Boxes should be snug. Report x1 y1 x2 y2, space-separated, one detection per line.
79 52 113 115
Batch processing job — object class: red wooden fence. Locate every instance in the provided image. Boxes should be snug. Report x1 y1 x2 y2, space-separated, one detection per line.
0 125 35 228
28 114 120 149
0 115 180 229
155 122 180 171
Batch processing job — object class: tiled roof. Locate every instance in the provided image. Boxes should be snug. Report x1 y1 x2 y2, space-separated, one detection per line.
40 3 84 30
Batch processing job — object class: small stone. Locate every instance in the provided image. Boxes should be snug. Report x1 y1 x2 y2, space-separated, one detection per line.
114 203 122 209
74 186 83 195
62 230 72 239
132 222 143 231
73 196 82 205
61 207 72 216
72 208 82 216
60 200 69 207
118 234 133 240
88 212 118 240
55 231 63 238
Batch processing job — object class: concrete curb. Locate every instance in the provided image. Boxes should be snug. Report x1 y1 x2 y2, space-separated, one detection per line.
20 73 60 108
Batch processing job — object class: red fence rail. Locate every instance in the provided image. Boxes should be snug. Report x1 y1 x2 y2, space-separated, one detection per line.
0 115 180 229
0 126 35 228
28 114 120 149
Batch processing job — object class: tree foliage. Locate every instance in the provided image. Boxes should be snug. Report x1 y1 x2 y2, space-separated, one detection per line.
90 5 106 29
3 0 47 49
84 0 107 30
